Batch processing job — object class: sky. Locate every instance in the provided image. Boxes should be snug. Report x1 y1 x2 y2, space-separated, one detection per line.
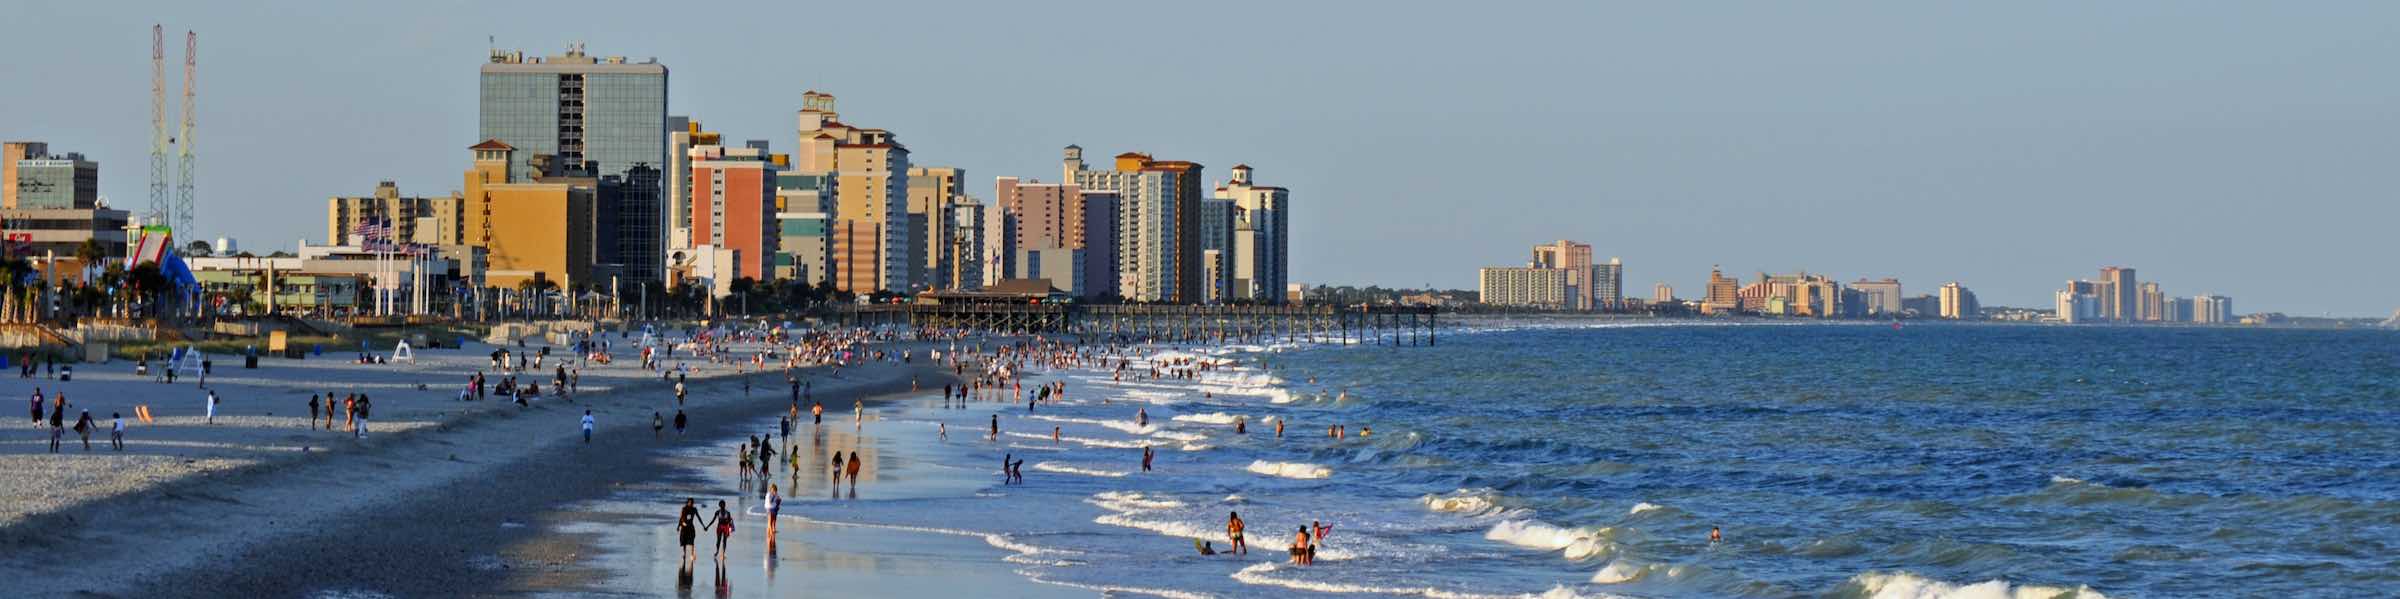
4 1 2394 317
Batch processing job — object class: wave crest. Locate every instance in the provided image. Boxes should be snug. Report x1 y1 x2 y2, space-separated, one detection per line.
1247 460 1333 479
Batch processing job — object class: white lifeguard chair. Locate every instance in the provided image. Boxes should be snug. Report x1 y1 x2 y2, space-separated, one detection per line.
391 340 415 364
171 346 205 379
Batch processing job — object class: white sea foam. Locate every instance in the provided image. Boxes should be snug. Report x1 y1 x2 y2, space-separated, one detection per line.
1590 560 1674 584
1093 511 1222 539
1004 431 1147 449
2049 475 2085 485
1149 430 1207 442
1017 572 1214 599
1422 489 1503 516
1090 491 1185 512
1628 502 1665 515
1233 563 1611 599
1845 571 2109 599
1486 519 1617 561
1024 414 1157 436
983 533 1086 566
1247 460 1333 479
1171 412 1244 425
1032 461 1130 478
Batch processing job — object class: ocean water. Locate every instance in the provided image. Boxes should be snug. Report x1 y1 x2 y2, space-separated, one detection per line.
795 323 2400 598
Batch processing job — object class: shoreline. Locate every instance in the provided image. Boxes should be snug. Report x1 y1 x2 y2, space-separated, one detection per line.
0 335 943 597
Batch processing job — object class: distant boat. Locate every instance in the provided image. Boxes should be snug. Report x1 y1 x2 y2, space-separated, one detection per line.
2383 308 2400 329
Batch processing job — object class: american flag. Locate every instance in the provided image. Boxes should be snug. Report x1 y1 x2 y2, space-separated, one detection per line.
352 219 390 247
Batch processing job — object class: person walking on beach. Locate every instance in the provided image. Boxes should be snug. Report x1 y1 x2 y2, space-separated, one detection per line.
73 410 93 450
653 412 665 439
307 394 320 430
1226 512 1248 555
30 388 44 426
1290 526 1315 566
757 439 775 476
581 410 596 444
110 412 124 450
831 452 845 486
989 414 999 441
853 399 863 430
739 441 754 482
811 401 823 425
676 498 702 565
355 395 371 438
706 500 736 560
1141 445 1155 472
342 394 355 431
675 380 687 405
203 390 218 425
763 484 782 542
675 409 688 437
845 449 862 494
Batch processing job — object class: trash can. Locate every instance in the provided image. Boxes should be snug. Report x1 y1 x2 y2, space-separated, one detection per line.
244 355 258 369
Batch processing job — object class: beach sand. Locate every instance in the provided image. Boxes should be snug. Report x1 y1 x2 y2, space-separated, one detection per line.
0 333 968 597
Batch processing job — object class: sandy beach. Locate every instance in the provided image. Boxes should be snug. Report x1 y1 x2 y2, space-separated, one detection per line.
0 331 950 597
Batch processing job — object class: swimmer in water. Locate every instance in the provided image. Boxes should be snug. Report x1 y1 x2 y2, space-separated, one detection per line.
1710 526 1722 543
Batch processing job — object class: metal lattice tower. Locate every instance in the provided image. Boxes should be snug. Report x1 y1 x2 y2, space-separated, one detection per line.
175 30 196 239
148 25 169 229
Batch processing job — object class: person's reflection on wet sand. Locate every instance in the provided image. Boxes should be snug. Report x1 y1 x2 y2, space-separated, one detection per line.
676 560 694 599
714 559 730 598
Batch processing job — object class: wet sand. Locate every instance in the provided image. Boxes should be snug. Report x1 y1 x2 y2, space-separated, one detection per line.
0 335 946 598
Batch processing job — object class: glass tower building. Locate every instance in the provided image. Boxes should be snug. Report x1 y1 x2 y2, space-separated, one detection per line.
479 46 667 283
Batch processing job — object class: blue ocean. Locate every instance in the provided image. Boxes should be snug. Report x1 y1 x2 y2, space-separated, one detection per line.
781 322 2400 598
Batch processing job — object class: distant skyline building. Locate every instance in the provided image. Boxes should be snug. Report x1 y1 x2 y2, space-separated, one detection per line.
1215 164 1288 304
327 181 463 246
1478 266 1570 308
1067 147 1202 302
462 140 595 289
773 172 833 285
1939 281 1978 319
795 91 911 293
2054 288 2100 323
2194 294 2234 324
2099 266 2137 322
994 176 1115 298
1701 267 1740 315
1198 196 1235 302
1530 240 1593 310
3 142 100 210
1850 278 1902 316
1652 282 1674 303
2138 281 2166 322
479 45 666 283
687 142 780 282
1593 257 1624 310
905 166 971 289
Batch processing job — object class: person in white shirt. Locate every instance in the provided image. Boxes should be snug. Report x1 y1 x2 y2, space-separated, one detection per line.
110 412 124 450
204 390 217 424
581 410 596 444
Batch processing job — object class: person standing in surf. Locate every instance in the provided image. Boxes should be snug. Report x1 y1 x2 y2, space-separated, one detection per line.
1226 512 1248 554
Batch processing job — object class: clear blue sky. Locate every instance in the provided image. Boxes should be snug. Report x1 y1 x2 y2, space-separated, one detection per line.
5 2 2393 316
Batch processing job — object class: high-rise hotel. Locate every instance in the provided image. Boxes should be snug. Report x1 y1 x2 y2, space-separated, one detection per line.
478 45 667 284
